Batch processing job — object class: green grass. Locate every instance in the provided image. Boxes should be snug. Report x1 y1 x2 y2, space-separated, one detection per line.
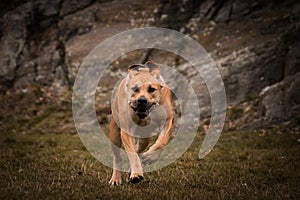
0 125 299 199
0 89 299 199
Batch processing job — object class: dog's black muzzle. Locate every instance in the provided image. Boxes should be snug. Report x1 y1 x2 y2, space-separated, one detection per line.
130 97 157 119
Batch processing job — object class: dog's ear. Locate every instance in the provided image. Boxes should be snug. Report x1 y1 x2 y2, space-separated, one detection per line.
145 61 165 87
145 61 160 75
128 64 144 77
128 64 144 71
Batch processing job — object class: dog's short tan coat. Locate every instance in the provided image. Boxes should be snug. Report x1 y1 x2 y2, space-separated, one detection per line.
109 61 174 185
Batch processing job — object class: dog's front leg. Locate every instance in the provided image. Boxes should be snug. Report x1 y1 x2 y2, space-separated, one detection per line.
142 117 174 165
120 130 144 183
109 115 122 186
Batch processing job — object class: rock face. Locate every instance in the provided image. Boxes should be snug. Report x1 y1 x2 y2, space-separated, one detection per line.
255 72 300 128
0 0 299 129
0 0 160 92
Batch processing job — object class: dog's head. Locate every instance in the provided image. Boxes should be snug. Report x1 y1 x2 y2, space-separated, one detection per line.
127 61 165 119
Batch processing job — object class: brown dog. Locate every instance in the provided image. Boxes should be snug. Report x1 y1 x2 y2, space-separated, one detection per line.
109 61 174 185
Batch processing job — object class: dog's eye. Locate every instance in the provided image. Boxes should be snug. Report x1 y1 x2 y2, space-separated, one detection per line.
148 86 156 93
131 86 139 92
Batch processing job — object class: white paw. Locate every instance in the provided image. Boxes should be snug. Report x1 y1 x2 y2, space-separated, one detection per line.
109 175 122 186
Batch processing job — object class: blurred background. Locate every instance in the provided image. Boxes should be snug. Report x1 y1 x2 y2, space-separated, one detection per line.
0 0 299 199
0 0 299 130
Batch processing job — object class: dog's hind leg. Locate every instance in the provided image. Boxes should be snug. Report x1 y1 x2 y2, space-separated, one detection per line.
109 115 123 186
136 138 150 153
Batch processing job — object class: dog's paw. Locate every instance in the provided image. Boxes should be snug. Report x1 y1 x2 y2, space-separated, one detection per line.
141 150 162 165
109 176 122 186
127 172 144 184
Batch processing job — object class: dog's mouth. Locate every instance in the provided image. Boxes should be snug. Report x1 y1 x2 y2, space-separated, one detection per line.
129 102 157 119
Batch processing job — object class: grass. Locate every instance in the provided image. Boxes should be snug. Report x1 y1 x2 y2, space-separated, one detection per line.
1 123 299 199
0 90 299 199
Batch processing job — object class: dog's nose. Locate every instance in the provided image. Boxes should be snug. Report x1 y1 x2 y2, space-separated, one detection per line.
137 96 148 104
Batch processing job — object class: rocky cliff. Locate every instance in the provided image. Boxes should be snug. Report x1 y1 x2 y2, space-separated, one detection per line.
0 0 299 130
